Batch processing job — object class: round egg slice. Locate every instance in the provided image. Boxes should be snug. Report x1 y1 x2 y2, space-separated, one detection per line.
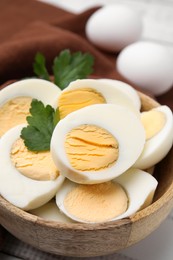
57 79 140 119
134 105 173 169
0 79 61 137
0 124 65 210
51 104 145 184
29 200 73 223
56 168 158 223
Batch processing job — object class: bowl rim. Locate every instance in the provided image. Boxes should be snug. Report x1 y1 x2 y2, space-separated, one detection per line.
1 176 173 231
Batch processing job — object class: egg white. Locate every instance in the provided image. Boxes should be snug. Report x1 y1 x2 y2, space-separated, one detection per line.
113 168 158 221
0 78 61 108
55 168 158 223
29 200 73 223
134 105 173 169
51 104 145 184
0 124 65 210
59 79 140 117
98 78 141 110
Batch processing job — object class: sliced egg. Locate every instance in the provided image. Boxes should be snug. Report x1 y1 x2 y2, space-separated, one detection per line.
98 78 141 110
0 79 61 137
29 200 73 223
134 105 173 169
114 168 158 220
56 168 158 223
57 79 140 119
51 104 145 184
0 124 65 210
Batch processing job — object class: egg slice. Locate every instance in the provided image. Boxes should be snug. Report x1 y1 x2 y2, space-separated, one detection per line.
0 124 65 210
29 200 73 223
134 105 173 169
98 78 141 110
0 79 61 137
51 104 145 184
56 168 158 223
57 79 140 119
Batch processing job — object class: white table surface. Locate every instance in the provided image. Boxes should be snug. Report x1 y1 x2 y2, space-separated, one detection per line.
1 1 173 259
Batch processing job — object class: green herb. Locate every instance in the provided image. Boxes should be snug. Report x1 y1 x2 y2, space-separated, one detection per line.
33 49 94 89
21 99 59 151
53 50 94 89
33 52 50 81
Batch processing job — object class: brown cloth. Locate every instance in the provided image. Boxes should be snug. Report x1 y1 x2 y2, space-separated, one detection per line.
0 0 172 108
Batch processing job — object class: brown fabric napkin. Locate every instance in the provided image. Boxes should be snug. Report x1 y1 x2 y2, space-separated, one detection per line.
0 0 172 108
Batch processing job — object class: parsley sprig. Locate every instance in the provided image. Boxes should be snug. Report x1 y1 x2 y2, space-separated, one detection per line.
21 99 59 151
33 49 94 89
33 53 50 81
22 49 94 151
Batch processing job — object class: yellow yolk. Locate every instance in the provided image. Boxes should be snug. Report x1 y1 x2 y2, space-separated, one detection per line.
58 88 106 119
11 138 59 181
0 97 32 137
65 124 119 171
64 182 128 222
141 110 166 140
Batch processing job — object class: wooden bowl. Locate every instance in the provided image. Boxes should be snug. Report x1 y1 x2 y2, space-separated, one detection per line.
0 92 173 257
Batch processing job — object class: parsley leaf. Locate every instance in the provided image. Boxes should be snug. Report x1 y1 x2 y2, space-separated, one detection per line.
53 49 94 89
33 52 50 81
33 49 94 89
21 99 59 151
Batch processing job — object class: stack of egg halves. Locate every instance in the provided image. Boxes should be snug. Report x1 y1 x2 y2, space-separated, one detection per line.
0 78 173 224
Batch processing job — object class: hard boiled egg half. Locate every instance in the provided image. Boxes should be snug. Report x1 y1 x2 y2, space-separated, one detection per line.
57 79 140 119
56 168 158 223
51 104 145 184
0 79 61 137
97 78 141 110
0 124 65 210
134 105 173 169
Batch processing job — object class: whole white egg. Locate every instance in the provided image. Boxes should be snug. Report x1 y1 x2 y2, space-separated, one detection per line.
116 41 173 95
85 5 142 52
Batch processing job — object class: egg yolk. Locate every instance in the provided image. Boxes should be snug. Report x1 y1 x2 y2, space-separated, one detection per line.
11 138 59 181
64 182 128 222
0 97 32 137
65 124 119 171
58 88 106 119
141 110 166 140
